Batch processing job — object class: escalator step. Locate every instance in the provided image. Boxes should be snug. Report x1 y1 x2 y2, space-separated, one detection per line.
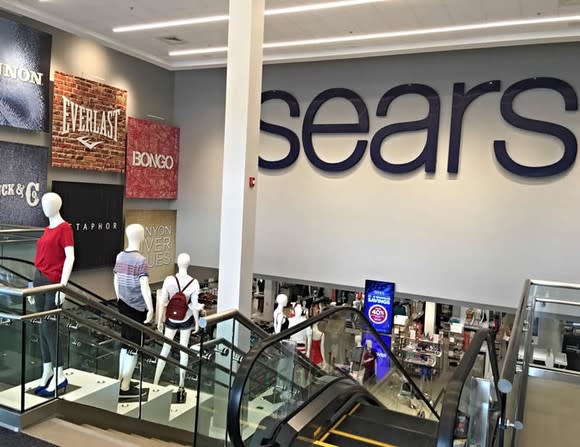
353 404 438 436
334 415 436 447
324 432 390 447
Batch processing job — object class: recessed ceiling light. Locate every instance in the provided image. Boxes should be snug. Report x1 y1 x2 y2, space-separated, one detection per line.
113 0 386 33
169 14 580 56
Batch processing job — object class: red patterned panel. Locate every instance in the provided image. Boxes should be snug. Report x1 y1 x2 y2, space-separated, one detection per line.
126 117 180 199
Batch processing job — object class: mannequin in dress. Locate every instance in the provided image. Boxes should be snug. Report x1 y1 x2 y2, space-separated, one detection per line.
362 339 377 384
153 253 200 403
114 224 154 398
33 193 75 397
306 302 325 367
288 303 308 355
273 294 288 334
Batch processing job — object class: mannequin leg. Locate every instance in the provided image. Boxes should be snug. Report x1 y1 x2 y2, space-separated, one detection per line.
153 328 177 385
44 366 65 392
118 348 128 380
120 351 139 392
178 327 193 388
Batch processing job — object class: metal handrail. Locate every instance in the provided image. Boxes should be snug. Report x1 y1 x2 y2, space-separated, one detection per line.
0 282 62 297
0 257 111 303
227 307 440 447
436 329 502 447
0 309 62 321
201 308 270 339
499 280 531 394
535 297 580 307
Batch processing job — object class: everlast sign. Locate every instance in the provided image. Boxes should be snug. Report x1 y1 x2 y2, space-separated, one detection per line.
52 72 127 173
0 18 52 132
125 117 180 199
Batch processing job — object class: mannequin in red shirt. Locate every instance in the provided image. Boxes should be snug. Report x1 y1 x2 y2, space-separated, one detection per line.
33 193 75 397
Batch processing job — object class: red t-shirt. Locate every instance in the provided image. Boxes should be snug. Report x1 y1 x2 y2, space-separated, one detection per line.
34 221 74 284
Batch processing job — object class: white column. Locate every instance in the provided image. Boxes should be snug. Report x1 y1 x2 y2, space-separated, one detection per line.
424 301 437 336
217 0 265 316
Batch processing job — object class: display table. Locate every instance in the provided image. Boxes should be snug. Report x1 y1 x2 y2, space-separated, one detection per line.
517 347 568 368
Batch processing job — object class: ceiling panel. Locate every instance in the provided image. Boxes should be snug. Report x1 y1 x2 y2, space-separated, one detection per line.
1 0 580 70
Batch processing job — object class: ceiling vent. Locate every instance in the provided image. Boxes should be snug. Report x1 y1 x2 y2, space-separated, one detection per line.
157 36 187 45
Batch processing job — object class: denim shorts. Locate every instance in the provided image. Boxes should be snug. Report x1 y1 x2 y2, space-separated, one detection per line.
165 315 194 330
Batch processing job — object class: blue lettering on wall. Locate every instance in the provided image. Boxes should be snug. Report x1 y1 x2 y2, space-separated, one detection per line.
494 77 578 178
260 76 579 178
370 83 440 174
302 88 369 172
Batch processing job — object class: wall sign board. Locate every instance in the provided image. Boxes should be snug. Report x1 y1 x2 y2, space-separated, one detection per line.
51 181 124 269
51 71 127 172
126 118 180 199
124 209 176 284
0 17 52 132
0 141 47 226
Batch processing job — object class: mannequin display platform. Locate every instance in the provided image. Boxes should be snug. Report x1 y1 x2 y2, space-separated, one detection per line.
33 192 75 397
114 224 154 399
154 253 200 404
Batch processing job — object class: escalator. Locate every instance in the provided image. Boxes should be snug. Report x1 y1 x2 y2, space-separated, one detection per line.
0 256 269 446
227 307 503 447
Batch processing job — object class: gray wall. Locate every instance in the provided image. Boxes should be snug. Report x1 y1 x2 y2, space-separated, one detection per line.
0 11 176 298
175 43 580 309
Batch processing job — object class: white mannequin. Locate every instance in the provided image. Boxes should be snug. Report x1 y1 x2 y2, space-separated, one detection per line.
289 304 308 348
153 253 201 394
349 334 364 373
115 224 153 394
273 294 288 334
36 193 75 394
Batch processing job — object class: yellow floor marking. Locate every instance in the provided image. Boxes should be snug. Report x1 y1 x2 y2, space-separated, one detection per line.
313 440 339 447
319 413 349 442
348 402 361 416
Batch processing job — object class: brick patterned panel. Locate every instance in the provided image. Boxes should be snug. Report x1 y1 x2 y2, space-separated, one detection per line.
126 117 180 199
51 71 127 172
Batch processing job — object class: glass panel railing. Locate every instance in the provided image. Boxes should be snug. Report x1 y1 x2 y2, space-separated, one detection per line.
228 307 439 447
195 312 269 446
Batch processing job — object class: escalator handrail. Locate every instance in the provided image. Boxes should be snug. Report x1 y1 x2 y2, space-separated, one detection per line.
436 328 502 447
201 308 269 339
227 306 440 447
0 257 111 303
499 279 531 393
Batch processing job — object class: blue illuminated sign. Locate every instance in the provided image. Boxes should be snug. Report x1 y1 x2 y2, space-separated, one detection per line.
363 280 395 336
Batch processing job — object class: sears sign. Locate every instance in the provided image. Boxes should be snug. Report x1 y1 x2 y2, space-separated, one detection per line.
364 280 395 335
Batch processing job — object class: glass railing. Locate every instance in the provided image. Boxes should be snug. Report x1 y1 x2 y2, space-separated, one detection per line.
437 328 502 447
195 309 270 445
0 257 270 447
499 279 580 447
227 307 440 447
0 225 42 284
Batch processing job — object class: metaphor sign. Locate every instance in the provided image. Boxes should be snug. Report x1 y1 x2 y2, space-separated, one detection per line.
0 142 47 226
0 18 52 132
364 280 395 335
126 118 180 199
51 72 127 172
51 181 124 269
124 209 176 283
